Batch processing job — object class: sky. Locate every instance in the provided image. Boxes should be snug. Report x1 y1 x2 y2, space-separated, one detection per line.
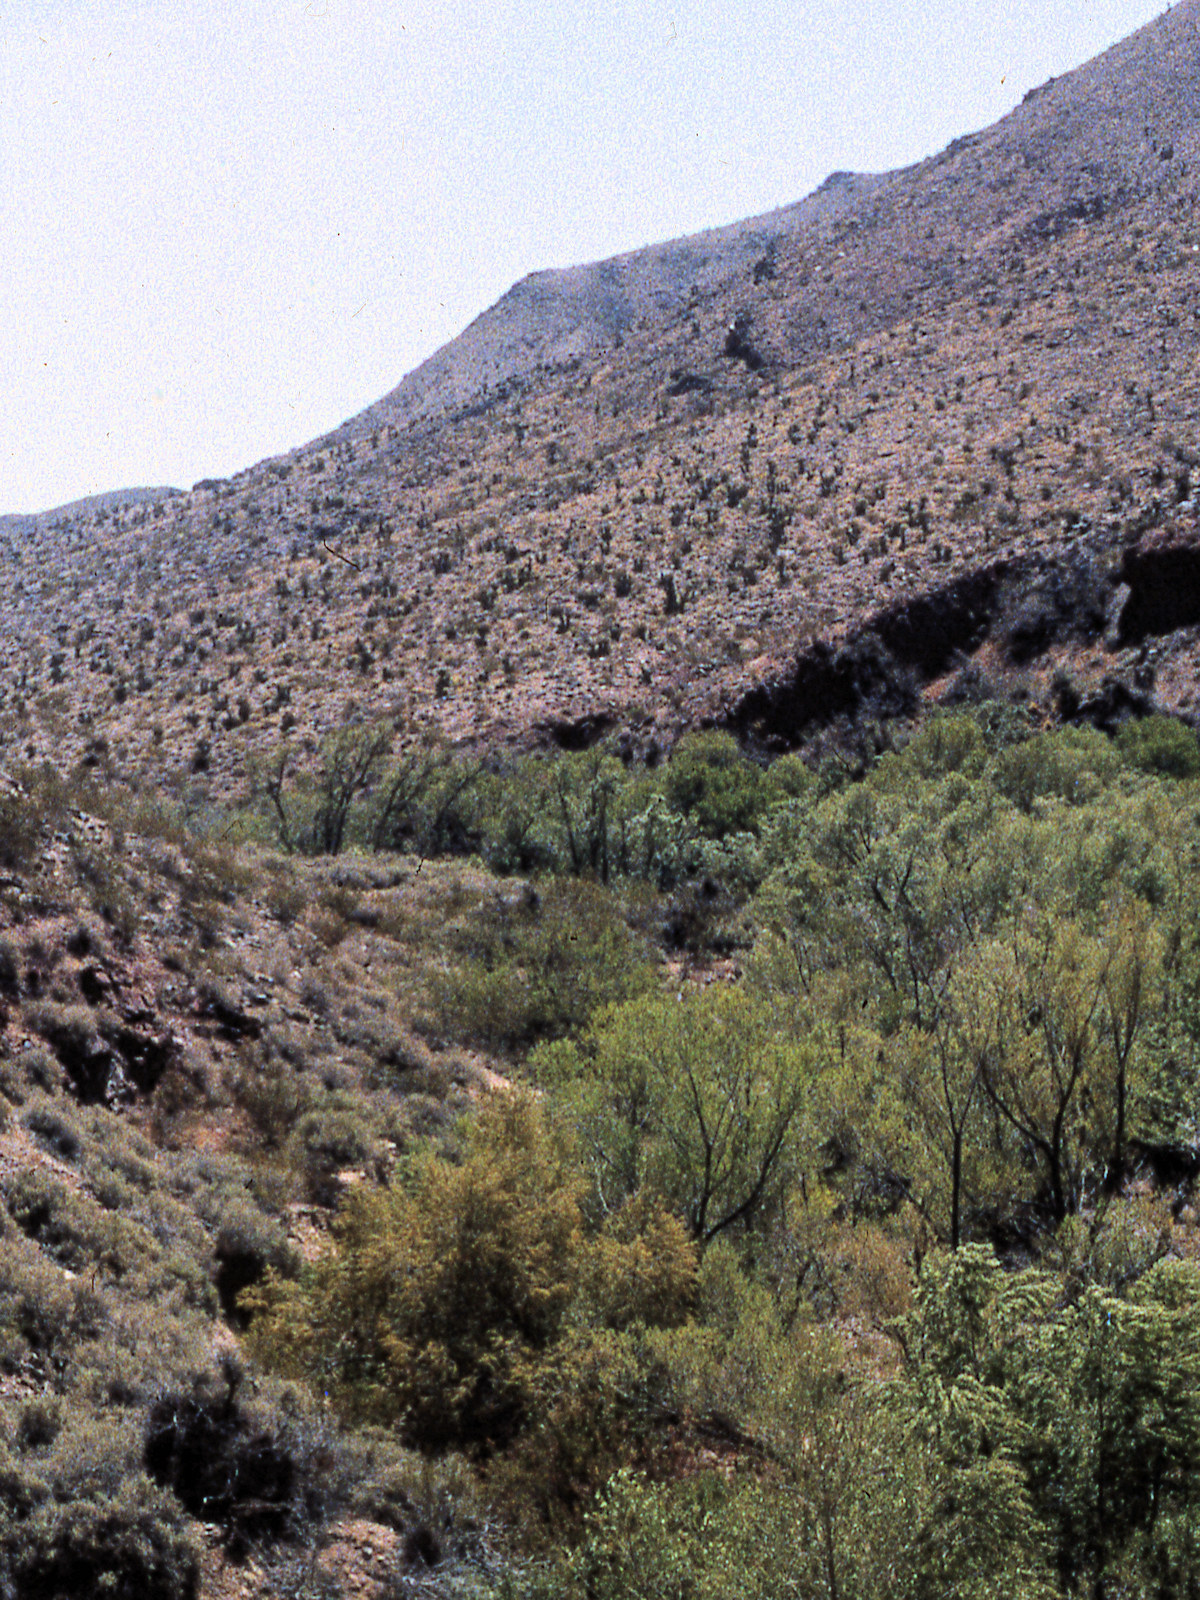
0 0 1169 514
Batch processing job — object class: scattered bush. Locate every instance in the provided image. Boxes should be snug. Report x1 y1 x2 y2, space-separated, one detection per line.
428 877 656 1052
1 1467 200 1600
24 1001 111 1101
663 730 772 840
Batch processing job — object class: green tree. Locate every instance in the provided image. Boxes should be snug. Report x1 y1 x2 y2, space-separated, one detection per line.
890 1247 1057 1599
976 911 1158 1224
1116 713 1200 779
308 720 392 854
253 720 391 854
537 988 817 1245
246 1092 584 1451
1012 1262 1200 1597
246 1093 695 1458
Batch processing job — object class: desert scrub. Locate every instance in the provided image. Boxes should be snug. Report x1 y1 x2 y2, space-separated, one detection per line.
24 1000 102 1060
0 931 21 993
0 1233 107 1376
144 1360 348 1557
0 1044 64 1103
230 1052 315 1147
427 876 658 1053
22 1099 85 1162
262 860 308 924
0 786 47 872
0 1411 201 1600
287 1092 387 1202
2 1169 214 1310
69 844 140 946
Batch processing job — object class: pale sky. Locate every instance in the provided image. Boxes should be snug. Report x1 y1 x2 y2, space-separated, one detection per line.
0 0 1168 513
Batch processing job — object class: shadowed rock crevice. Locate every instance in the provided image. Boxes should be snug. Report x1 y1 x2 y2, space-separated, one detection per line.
1116 536 1200 642
538 712 616 752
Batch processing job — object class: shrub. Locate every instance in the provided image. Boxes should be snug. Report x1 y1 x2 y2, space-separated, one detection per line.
0 790 43 872
70 845 139 946
2 1469 200 1600
231 1056 313 1147
992 725 1122 811
0 1237 101 1369
428 877 656 1052
1116 713 1200 778
24 1002 110 1101
1 1170 207 1307
211 1198 299 1325
663 730 771 840
144 1360 345 1556
287 1098 381 1202
23 1102 84 1162
247 1093 585 1453
0 933 21 994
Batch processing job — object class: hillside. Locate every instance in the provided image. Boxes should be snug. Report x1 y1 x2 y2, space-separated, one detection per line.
10 9 1200 1596
2 4 1200 795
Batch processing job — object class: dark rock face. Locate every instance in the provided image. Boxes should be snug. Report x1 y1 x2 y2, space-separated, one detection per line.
723 634 920 753
1063 674 1155 732
1021 191 1118 245
540 712 615 751
874 564 1007 676
102 1019 177 1095
719 538 1151 751
666 371 714 396
1116 533 1200 642
722 311 765 371
196 979 262 1041
998 550 1108 664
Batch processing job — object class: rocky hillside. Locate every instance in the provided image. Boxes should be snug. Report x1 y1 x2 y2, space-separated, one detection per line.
3 3 1200 793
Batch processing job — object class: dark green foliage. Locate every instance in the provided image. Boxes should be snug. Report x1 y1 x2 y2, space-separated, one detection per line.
991 724 1121 811
1 1471 200 1600
895 1247 1200 1599
0 789 44 873
430 877 656 1051
288 1096 382 1202
1116 712 1200 777
663 729 771 840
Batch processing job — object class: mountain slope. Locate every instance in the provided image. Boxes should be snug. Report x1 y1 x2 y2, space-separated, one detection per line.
4 2 1200 790
339 170 893 433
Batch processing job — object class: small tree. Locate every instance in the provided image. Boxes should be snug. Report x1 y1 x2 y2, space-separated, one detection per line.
309 720 391 854
253 720 391 855
539 987 816 1244
246 1093 584 1452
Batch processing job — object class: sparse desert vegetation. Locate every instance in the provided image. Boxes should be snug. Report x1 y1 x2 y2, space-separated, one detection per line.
7 4 1200 1595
